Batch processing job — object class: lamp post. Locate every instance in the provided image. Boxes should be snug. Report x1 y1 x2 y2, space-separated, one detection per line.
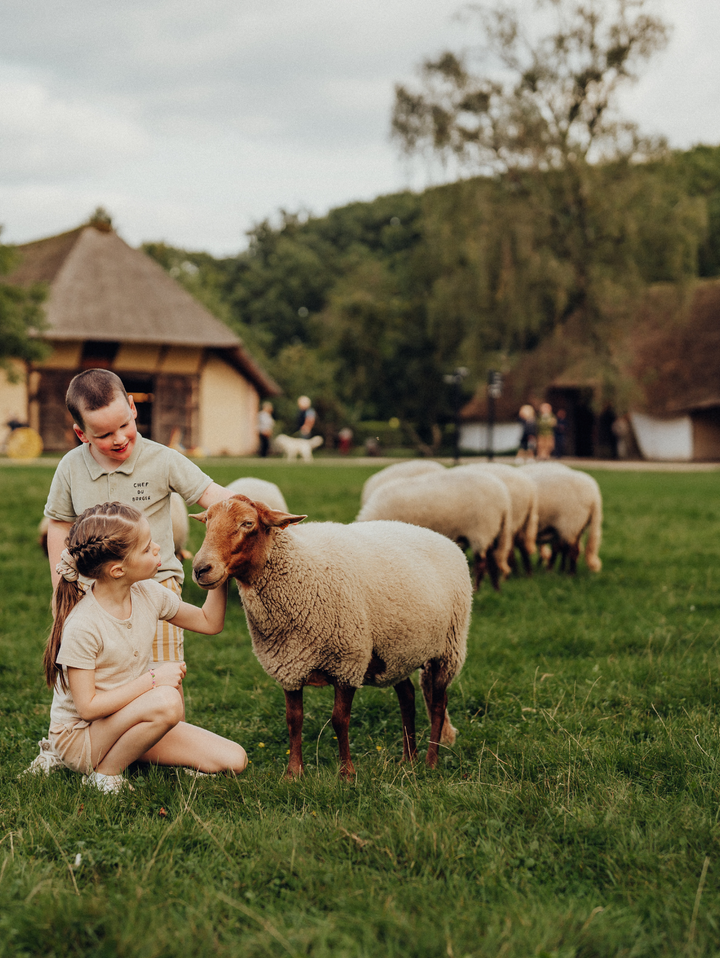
443 367 469 464
486 370 503 461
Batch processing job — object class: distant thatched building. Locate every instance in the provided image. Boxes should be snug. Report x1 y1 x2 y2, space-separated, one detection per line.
460 280 720 461
1 220 279 455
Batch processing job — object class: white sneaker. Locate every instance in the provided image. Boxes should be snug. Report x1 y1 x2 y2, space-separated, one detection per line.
82 771 134 793
20 739 65 777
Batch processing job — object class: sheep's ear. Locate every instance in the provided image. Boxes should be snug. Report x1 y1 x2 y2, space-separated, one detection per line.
190 511 208 524
261 507 307 530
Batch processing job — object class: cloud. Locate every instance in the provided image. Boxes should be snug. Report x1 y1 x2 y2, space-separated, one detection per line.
0 66 148 182
1 0 719 254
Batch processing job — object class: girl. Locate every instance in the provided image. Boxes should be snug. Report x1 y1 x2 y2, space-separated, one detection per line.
41 501 247 793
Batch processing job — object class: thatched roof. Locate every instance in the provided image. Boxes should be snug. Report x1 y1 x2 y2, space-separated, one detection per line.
8 223 280 395
461 279 720 421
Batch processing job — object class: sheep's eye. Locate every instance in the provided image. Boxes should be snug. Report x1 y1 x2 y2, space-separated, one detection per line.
242 520 254 529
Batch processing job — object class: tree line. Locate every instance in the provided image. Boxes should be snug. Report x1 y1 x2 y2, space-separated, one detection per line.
4 0 720 447
140 142 720 441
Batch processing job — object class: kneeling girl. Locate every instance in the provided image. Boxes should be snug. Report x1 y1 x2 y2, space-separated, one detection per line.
43 501 247 793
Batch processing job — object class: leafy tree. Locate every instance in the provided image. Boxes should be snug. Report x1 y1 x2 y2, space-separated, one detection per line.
0 231 48 377
392 0 679 349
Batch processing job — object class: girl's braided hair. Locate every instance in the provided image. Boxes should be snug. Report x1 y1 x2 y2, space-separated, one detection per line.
43 502 143 690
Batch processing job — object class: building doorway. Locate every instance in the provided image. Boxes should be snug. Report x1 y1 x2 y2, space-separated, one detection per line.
546 387 596 457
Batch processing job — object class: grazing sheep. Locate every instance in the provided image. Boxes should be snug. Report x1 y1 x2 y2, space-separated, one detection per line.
356 468 513 591
192 495 472 777
455 463 539 575
523 464 602 573
360 459 445 507
274 434 324 461
226 477 288 512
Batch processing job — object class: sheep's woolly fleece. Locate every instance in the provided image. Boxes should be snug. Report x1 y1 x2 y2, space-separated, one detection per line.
522 463 603 571
356 467 513 579
455 462 539 555
239 519 471 693
360 459 445 507
225 477 288 512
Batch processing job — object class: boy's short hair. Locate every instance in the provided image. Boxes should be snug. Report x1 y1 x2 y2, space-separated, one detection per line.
66 369 130 430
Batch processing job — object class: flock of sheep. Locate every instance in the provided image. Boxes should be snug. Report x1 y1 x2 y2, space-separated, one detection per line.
183 460 603 778
40 462 601 776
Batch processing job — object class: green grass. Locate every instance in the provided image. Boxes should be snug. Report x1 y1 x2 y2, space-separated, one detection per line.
2 461 720 956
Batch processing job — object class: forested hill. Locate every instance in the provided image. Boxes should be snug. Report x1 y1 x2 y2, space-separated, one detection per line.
143 145 720 438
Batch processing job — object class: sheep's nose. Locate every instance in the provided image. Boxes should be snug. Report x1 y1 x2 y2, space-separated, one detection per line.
193 563 212 580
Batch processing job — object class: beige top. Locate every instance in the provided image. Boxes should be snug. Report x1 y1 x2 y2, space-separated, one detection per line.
44 435 211 583
50 579 181 729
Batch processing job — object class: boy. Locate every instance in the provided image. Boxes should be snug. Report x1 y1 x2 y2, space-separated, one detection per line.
45 369 232 675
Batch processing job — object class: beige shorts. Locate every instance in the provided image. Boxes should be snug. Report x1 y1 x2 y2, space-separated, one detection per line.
49 722 93 775
153 577 184 664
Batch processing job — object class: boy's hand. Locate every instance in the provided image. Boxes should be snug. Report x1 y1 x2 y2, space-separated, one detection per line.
153 662 187 689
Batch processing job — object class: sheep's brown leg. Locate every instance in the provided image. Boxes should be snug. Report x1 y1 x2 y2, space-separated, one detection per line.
284 688 305 777
331 684 357 779
516 537 533 576
423 660 449 769
394 678 418 762
568 541 580 575
487 549 501 591
473 552 486 591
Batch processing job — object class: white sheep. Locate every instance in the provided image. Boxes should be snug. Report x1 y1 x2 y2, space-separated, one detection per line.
273 434 324 461
225 477 289 512
360 459 445 507
356 468 513 591
522 463 602 573
192 495 472 777
455 463 539 575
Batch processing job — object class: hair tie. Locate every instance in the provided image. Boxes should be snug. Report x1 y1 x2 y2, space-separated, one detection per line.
56 549 80 583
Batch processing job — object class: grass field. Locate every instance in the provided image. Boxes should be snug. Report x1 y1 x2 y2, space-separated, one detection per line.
1 460 720 957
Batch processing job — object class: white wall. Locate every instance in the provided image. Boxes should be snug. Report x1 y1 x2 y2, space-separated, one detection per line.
198 356 259 456
460 421 523 455
630 411 693 461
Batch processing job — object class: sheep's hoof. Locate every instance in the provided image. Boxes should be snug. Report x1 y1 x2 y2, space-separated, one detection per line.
339 762 356 780
285 765 304 779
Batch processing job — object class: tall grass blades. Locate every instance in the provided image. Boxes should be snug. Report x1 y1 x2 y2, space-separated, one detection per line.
1 462 719 956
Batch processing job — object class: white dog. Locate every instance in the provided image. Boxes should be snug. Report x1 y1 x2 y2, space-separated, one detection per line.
273 434 324 462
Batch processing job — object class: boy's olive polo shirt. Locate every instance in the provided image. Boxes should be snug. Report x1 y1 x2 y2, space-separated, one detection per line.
44 435 212 584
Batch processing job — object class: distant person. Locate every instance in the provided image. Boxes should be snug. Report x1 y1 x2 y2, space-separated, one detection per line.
516 404 537 461
612 415 632 459
296 396 317 437
338 426 353 455
257 401 274 458
536 402 557 460
553 409 568 458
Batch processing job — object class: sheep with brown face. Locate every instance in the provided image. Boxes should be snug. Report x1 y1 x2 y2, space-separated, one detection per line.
192 494 471 778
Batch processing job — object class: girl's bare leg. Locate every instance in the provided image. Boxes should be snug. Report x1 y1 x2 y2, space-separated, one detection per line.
89 686 183 774
140 722 247 774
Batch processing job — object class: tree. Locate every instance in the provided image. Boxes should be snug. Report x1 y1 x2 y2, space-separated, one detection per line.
392 0 680 351
0 230 48 377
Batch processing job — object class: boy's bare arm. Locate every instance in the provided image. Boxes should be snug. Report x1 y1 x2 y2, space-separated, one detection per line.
196 482 233 509
47 519 74 592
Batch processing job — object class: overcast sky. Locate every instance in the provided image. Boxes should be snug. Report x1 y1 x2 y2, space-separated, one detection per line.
1 0 719 256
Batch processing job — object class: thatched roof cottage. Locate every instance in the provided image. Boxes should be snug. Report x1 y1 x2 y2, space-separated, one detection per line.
459 280 720 461
1 220 279 455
